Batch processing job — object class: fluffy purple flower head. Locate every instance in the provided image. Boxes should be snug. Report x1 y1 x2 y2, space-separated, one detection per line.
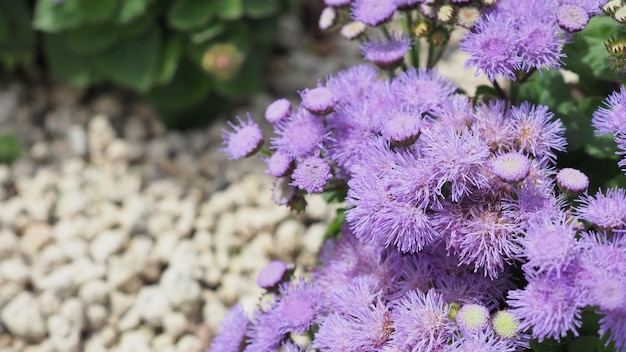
509 102 566 162
300 86 336 115
556 168 589 193
264 150 293 178
392 68 458 111
446 329 520 352
280 341 309 352
394 0 422 9
273 279 323 333
519 215 579 278
575 188 626 231
325 275 382 314
507 275 582 342
381 106 424 146
271 108 327 158
460 14 522 81
208 305 249 352
326 64 379 104
599 310 626 351
592 86 626 136
221 114 264 160
456 303 490 333
473 100 516 152
491 152 531 183
313 303 393 351
516 20 565 72
257 260 289 289
291 155 332 194
325 0 351 6
352 0 397 26
244 309 286 352
389 288 456 351
557 4 590 32
361 32 411 69
265 98 292 124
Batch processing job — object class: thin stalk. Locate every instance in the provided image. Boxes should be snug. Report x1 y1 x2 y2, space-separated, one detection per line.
493 79 508 101
405 10 421 68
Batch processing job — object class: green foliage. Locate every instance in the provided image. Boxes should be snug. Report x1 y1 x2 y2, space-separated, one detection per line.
2 0 290 128
0 133 22 164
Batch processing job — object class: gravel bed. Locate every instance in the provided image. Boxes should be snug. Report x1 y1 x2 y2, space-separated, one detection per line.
0 14 486 352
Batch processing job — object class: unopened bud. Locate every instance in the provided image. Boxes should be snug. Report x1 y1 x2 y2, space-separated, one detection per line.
437 5 455 23
614 6 626 22
340 21 366 40
603 0 623 15
319 7 336 30
457 7 481 28
413 20 429 37
481 0 497 6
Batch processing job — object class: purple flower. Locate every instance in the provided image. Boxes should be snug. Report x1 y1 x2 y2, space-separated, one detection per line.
599 310 626 352
352 0 397 26
380 106 424 146
507 275 582 342
460 14 522 81
207 305 249 352
271 108 327 158
265 98 292 124
575 188 626 231
391 68 458 111
325 275 383 314
473 100 516 152
509 102 566 162
313 302 393 351
421 125 491 202
518 214 579 278
432 94 475 131
556 4 590 32
491 152 531 183
446 329 520 352
361 32 412 69
280 341 309 352
389 288 456 351
516 20 565 72
592 86 626 136
326 64 379 104
244 309 286 352
556 168 589 193
291 155 332 194
263 150 293 177
300 86 336 115
325 0 351 6
272 279 323 333
221 114 264 160
257 260 289 289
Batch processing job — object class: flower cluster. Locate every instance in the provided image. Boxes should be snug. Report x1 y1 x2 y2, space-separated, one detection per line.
215 0 626 351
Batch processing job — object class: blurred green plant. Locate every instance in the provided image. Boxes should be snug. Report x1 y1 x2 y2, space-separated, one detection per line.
0 133 22 164
0 0 292 128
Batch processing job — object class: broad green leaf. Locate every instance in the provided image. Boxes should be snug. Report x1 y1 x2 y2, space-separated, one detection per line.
93 29 161 92
64 25 120 55
585 133 618 159
190 23 225 44
168 0 216 31
324 208 346 240
33 0 82 32
118 11 156 39
78 0 118 25
0 133 22 164
43 33 93 87
154 33 183 85
117 0 150 24
212 55 262 98
473 84 499 100
0 0 35 68
217 0 243 20
243 0 280 18
519 69 572 109
143 59 213 111
562 16 617 82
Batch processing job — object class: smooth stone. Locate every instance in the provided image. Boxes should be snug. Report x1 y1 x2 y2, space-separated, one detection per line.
162 312 188 340
1 292 46 342
134 286 171 327
47 315 80 352
78 280 108 305
90 230 126 263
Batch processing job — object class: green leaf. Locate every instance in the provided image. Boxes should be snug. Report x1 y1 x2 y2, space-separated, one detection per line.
0 0 36 69
168 0 216 31
63 25 121 55
93 29 161 92
243 0 280 18
217 0 243 20
212 55 262 98
474 84 499 100
117 0 150 24
78 0 118 25
519 69 572 109
43 33 94 87
0 133 22 164
154 33 183 85
324 208 346 240
562 16 618 82
143 59 213 112
33 0 82 32
585 133 618 159
190 23 225 44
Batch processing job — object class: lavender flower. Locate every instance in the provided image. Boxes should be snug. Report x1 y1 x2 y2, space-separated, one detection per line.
207 305 249 352
380 106 424 146
257 260 289 289
264 150 293 178
575 188 626 231
271 108 327 158
516 20 565 72
460 14 521 81
326 64 379 103
291 155 332 194
599 310 626 352
389 288 456 351
352 0 397 26
592 86 626 136
491 152 531 183
221 114 264 160
507 275 582 342
361 33 411 69
325 0 351 6
265 98 292 124
391 68 458 111
556 4 590 32
272 279 323 333
300 86 336 115
556 168 589 193
509 102 566 162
